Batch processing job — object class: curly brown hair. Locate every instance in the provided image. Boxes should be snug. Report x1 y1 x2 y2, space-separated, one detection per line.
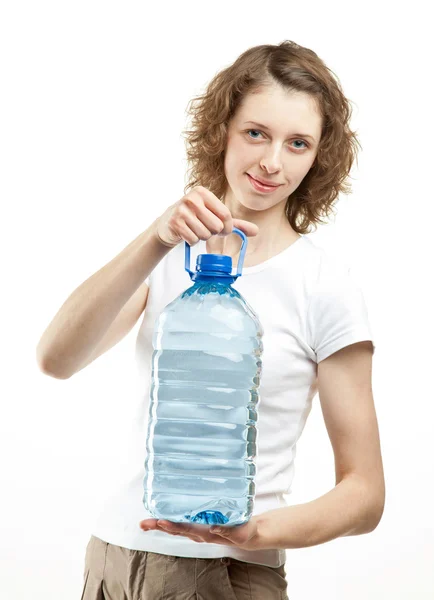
181 40 362 234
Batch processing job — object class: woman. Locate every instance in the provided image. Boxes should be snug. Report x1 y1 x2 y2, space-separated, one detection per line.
37 40 385 599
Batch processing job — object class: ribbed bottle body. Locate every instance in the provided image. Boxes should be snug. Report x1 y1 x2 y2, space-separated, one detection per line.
143 280 263 526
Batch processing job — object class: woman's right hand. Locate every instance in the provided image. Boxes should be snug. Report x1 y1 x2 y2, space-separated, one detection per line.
153 186 259 248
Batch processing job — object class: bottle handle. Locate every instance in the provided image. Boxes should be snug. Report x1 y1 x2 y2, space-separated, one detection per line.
184 228 247 279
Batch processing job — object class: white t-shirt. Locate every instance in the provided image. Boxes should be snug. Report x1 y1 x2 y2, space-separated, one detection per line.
91 234 375 568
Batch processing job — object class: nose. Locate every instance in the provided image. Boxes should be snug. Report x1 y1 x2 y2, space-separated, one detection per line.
259 146 283 174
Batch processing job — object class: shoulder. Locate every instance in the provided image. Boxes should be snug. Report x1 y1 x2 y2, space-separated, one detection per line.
304 240 374 363
300 236 352 289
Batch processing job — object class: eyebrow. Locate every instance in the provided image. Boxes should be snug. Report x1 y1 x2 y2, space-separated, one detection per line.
243 121 316 142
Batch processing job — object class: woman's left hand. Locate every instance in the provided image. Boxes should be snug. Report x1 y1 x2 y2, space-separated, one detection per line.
139 515 263 551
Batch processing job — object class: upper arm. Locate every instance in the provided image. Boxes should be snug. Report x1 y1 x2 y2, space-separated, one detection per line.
317 341 385 509
74 279 149 375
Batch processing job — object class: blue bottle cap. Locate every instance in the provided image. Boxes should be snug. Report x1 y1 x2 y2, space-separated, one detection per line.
185 228 247 282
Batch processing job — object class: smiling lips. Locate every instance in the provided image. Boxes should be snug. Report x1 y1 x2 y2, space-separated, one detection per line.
249 174 281 187
247 174 282 193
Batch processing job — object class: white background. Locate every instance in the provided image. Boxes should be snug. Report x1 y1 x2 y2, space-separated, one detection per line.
1 1 433 598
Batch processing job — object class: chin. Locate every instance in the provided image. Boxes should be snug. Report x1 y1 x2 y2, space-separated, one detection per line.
242 190 281 211
230 192 261 211
240 200 266 212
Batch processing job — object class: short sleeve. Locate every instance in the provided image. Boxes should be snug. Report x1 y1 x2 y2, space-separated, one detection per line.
307 260 375 364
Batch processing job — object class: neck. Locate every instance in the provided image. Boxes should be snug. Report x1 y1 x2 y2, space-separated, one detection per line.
220 193 298 257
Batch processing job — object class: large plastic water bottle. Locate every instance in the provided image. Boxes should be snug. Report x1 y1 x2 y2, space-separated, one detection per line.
143 228 264 527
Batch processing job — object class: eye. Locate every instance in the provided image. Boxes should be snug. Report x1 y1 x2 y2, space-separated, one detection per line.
245 129 264 140
291 139 309 150
245 129 309 150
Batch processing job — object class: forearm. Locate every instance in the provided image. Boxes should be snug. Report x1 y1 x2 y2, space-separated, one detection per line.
256 475 383 550
36 219 170 378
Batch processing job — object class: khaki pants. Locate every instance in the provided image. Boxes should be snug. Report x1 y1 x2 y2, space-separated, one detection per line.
80 535 289 599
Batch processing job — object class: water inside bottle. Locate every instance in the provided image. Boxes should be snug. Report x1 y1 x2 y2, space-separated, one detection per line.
143 275 263 526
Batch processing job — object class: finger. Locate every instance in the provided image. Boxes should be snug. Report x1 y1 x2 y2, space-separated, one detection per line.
232 218 259 238
157 521 200 535
194 187 259 239
157 523 205 543
194 187 233 236
210 524 246 544
182 211 215 242
184 197 228 236
175 220 200 246
140 518 159 529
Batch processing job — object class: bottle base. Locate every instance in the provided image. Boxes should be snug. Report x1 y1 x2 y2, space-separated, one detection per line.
143 492 253 526
187 510 229 525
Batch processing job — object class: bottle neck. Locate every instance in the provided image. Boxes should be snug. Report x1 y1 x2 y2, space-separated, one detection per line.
191 271 237 284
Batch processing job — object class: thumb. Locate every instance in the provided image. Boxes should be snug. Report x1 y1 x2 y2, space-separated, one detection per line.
231 219 259 238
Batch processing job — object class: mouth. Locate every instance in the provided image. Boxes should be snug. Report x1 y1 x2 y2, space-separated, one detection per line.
246 173 282 193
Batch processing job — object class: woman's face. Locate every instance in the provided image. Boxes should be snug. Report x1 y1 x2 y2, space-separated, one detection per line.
223 84 323 213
